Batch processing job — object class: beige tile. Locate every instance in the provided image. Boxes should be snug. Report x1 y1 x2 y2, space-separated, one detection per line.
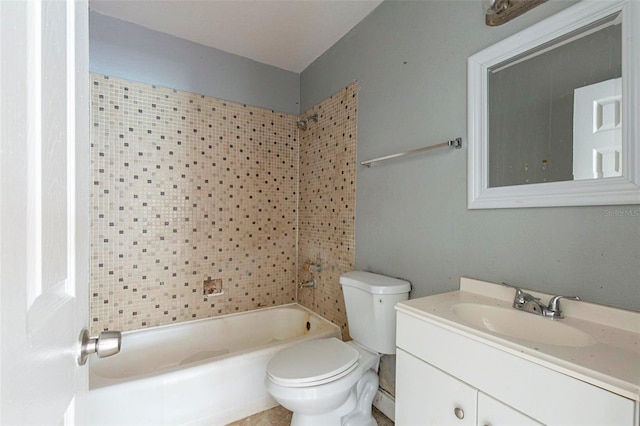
227 405 392 426
90 73 358 345
90 74 299 334
297 83 358 340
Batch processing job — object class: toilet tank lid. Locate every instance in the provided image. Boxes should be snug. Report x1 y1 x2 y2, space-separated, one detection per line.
340 271 411 295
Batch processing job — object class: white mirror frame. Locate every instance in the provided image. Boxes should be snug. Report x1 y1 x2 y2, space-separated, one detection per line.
468 0 640 209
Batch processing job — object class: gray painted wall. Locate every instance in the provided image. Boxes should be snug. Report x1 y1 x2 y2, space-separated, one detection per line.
301 0 640 312
90 11 300 114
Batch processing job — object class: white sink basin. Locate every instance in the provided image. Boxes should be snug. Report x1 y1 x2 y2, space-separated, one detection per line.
452 303 596 347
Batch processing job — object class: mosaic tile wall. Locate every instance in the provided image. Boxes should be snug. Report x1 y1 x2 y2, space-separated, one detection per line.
297 83 358 340
90 74 299 333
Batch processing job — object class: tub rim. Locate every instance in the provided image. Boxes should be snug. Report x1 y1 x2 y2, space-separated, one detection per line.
89 303 341 389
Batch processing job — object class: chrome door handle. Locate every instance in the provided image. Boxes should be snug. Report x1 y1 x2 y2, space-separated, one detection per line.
78 329 121 365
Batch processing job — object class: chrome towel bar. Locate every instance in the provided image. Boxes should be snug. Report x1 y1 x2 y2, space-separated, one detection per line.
360 137 462 167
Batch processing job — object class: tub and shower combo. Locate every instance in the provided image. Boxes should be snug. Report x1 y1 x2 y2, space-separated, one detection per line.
87 304 340 425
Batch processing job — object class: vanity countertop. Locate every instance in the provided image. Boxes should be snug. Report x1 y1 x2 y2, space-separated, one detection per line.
395 277 640 401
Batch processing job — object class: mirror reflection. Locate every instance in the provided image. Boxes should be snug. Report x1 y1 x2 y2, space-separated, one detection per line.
488 13 621 188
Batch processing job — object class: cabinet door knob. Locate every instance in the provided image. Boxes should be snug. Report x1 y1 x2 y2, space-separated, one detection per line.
454 407 465 419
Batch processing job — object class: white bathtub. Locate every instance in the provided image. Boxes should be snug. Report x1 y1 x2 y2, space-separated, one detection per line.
87 303 340 425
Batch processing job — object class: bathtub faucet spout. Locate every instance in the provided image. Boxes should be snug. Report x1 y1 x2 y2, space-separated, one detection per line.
299 280 317 289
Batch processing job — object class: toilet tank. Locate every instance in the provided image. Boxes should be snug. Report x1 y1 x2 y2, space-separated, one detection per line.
340 271 411 354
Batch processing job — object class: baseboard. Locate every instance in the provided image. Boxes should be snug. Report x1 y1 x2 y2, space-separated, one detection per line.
373 388 395 422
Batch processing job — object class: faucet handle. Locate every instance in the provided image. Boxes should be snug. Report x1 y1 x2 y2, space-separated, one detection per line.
502 282 528 305
547 295 580 318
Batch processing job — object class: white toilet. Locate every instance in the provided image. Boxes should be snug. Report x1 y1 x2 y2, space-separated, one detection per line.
265 271 411 426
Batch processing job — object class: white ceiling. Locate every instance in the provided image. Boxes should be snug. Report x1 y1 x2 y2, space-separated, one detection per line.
89 0 384 73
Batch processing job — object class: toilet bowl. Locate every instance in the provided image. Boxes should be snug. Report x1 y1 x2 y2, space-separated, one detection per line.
264 271 411 426
265 339 380 426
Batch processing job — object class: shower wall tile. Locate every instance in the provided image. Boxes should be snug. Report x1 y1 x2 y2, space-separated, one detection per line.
90 74 299 334
297 83 358 340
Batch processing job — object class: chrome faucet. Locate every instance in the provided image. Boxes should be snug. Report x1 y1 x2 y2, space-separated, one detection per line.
299 280 317 289
545 295 581 318
502 283 580 319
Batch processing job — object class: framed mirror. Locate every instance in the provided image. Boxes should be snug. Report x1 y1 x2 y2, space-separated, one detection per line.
468 0 639 209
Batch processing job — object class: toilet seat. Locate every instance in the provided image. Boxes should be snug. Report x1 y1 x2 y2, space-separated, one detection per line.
267 338 359 388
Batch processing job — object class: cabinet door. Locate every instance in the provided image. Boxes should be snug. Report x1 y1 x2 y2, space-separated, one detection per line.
396 349 477 426
477 392 543 426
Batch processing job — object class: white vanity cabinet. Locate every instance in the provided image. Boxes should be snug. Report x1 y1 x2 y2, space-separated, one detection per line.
396 349 477 425
477 392 542 426
395 308 638 426
396 349 541 426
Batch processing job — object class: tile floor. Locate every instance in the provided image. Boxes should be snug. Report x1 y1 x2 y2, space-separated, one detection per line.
228 405 394 426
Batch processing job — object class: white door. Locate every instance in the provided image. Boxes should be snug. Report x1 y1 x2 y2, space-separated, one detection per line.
573 78 622 180
1 0 90 424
